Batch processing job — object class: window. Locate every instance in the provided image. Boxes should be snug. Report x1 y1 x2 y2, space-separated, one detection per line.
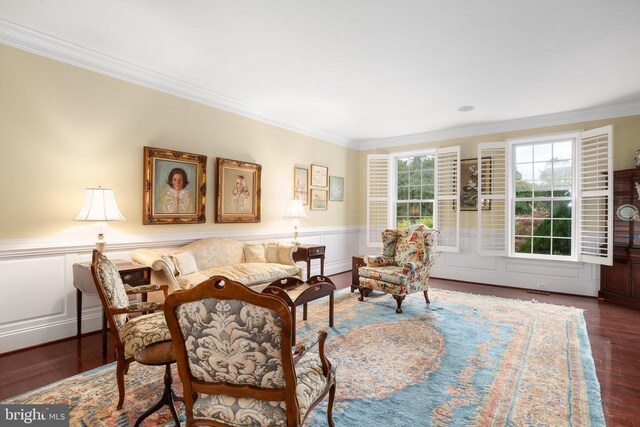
395 154 435 229
477 125 613 265
512 136 574 259
366 146 460 252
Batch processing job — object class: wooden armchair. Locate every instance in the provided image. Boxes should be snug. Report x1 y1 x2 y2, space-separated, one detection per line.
90 249 171 409
163 275 336 426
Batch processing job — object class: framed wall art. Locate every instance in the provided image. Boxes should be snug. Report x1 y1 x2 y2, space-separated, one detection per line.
310 164 328 187
293 166 309 204
460 157 492 211
143 146 207 224
329 176 344 201
216 157 262 223
310 188 328 211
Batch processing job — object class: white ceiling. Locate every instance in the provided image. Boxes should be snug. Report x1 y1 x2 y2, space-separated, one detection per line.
1 0 640 149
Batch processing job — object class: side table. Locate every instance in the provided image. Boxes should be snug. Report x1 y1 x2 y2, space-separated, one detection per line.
262 275 335 346
351 255 366 293
72 260 152 355
293 244 325 280
134 340 182 426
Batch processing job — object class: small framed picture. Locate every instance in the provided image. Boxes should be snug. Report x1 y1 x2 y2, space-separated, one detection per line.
310 188 328 211
329 176 344 201
216 157 262 223
310 164 329 187
143 146 207 224
293 167 309 205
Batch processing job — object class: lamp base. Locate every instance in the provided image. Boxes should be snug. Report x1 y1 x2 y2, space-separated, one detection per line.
95 233 105 253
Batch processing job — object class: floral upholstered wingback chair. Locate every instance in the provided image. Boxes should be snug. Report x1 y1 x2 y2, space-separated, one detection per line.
163 275 336 427
90 250 171 410
358 224 438 313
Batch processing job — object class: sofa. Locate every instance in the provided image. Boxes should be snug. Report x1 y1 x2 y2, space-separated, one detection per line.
132 237 302 301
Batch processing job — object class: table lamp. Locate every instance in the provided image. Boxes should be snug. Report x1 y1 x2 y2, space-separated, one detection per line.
74 187 125 252
284 199 308 245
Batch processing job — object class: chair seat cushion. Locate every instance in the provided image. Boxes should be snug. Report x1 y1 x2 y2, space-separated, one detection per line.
121 312 171 358
359 277 427 296
192 351 332 426
177 263 300 289
358 266 408 285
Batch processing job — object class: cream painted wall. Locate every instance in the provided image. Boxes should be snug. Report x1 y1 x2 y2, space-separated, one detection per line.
0 44 359 241
359 115 640 228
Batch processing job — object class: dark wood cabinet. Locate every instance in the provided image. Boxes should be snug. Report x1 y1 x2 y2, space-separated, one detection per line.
599 169 640 310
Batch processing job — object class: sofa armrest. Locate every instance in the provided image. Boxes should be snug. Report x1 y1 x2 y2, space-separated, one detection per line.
132 249 181 297
364 255 395 267
277 243 297 266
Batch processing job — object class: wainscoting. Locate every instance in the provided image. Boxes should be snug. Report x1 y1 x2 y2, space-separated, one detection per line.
0 226 359 354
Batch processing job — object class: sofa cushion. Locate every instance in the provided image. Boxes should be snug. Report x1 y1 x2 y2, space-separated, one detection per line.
265 242 279 263
177 263 300 289
172 251 198 276
182 237 245 270
244 243 267 263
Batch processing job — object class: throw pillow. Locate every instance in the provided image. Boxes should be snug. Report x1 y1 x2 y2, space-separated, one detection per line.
265 242 279 263
172 251 198 276
244 243 267 263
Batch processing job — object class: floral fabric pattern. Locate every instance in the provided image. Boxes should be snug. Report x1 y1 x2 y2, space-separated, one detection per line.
381 229 399 257
121 312 171 358
358 224 439 297
95 252 130 330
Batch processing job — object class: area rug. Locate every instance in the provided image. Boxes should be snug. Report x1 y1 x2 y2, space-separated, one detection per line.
3 288 605 426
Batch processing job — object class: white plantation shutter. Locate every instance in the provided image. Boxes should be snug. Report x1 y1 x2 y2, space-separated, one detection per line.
366 154 390 247
477 143 507 255
578 125 613 265
435 146 460 252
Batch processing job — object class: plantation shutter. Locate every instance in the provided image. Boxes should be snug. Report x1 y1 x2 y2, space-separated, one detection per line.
578 125 613 266
366 154 390 247
477 142 508 255
435 146 460 252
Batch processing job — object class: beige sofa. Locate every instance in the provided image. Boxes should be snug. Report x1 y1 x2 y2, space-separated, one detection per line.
132 237 302 301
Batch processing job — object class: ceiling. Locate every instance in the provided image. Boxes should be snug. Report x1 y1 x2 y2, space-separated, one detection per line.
1 0 640 149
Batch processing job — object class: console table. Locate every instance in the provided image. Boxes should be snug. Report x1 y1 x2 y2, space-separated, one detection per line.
72 260 151 355
293 244 325 280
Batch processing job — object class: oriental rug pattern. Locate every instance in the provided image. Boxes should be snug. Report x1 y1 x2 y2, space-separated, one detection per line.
3 288 605 426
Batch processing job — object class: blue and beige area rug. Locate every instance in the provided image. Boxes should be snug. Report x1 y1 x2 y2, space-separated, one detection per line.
3 288 605 426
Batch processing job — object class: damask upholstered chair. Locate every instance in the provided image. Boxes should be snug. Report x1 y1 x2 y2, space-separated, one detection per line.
90 250 171 409
163 275 336 427
358 224 438 313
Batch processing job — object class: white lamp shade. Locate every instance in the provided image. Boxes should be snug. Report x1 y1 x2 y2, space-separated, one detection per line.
74 188 125 221
284 199 308 219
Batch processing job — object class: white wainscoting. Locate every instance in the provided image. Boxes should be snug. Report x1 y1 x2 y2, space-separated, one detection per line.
0 226 358 354
358 227 600 297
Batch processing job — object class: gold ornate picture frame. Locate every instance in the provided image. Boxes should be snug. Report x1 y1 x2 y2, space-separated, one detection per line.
216 157 262 223
143 146 207 224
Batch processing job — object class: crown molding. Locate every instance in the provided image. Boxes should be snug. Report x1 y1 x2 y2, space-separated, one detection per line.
358 101 640 151
0 19 357 150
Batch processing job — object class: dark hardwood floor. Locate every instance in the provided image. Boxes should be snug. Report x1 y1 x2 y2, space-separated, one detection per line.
1 272 639 426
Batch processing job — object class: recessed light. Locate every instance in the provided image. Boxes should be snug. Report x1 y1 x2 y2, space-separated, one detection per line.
457 105 474 112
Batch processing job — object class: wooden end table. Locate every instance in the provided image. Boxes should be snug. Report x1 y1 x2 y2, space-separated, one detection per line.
72 260 151 355
293 244 325 280
134 340 182 426
262 275 335 346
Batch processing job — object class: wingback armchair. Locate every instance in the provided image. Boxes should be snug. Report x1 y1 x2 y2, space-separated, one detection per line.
163 275 336 426
358 224 438 313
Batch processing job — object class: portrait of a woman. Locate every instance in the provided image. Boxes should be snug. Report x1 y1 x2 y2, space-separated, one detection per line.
159 167 193 213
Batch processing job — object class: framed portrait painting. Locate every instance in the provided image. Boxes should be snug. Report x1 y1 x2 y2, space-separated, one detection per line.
329 176 344 201
293 167 309 205
216 157 262 223
310 164 328 187
310 188 328 211
143 146 207 224
460 157 491 211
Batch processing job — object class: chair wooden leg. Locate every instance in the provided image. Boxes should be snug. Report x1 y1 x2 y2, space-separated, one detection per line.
423 289 430 304
358 286 367 302
327 381 336 427
393 295 405 314
116 359 126 410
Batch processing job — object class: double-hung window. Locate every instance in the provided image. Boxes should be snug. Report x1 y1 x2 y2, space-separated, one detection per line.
477 125 613 265
366 147 460 252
